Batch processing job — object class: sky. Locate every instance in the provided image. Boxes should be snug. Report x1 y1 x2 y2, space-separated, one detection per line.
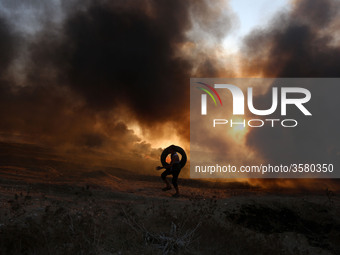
0 0 339 178
224 0 290 52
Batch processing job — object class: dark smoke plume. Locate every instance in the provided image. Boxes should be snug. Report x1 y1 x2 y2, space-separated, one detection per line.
0 0 234 172
242 0 340 168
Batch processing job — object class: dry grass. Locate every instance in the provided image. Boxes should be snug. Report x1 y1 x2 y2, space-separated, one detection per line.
0 141 339 255
1 184 339 255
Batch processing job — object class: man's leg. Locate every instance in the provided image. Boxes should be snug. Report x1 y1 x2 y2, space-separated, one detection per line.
161 169 171 190
171 165 181 196
174 186 179 195
172 174 179 195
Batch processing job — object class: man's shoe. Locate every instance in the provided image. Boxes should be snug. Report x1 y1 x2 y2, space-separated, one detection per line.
162 187 172 191
172 193 180 198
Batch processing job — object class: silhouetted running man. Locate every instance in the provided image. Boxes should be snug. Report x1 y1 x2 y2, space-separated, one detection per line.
156 145 181 197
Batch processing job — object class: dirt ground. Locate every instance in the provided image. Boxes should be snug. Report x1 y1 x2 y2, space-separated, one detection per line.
0 142 339 255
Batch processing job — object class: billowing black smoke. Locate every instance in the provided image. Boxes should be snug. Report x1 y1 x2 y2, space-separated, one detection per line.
242 0 340 167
